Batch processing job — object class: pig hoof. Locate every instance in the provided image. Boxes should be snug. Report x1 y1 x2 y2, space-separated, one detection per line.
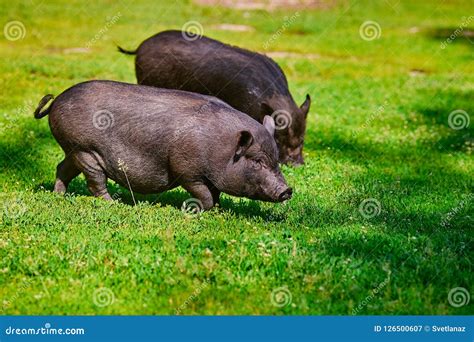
101 193 113 201
92 190 113 201
53 181 67 194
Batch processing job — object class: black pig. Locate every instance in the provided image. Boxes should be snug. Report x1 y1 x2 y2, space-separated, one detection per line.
118 30 311 165
34 80 292 210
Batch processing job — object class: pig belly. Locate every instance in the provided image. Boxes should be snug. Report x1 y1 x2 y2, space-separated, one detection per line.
102 152 174 195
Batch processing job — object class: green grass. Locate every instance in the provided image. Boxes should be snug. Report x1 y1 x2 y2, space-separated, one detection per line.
0 0 472 315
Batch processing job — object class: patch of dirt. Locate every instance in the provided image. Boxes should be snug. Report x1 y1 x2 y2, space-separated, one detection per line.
409 69 427 77
45 46 90 54
194 0 334 11
63 47 90 54
212 24 255 31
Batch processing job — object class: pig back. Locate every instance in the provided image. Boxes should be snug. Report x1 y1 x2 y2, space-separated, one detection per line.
136 31 292 120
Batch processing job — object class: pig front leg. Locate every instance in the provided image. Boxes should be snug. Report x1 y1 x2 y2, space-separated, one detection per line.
182 182 218 210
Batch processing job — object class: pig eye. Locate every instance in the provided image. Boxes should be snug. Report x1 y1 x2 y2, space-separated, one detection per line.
252 158 263 169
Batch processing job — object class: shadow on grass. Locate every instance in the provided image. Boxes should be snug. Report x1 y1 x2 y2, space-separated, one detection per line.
296 141 471 231
37 172 285 222
0 127 58 183
411 89 473 152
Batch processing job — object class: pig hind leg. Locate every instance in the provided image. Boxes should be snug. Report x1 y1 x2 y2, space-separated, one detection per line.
75 152 112 200
54 156 80 194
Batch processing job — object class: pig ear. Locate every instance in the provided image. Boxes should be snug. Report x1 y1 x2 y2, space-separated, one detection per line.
300 94 311 117
235 131 254 160
263 115 275 137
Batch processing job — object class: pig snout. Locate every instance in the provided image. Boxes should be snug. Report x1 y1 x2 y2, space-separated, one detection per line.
263 171 292 203
278 187 293 202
